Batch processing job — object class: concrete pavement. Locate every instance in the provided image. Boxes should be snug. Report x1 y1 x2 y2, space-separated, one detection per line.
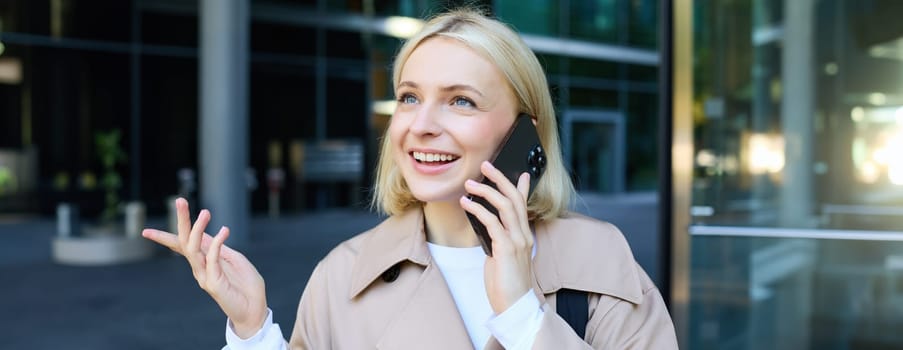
0 210 381 349
0 193 659 349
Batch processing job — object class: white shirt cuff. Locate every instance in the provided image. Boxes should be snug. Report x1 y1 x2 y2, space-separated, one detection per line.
223 308 287 350
486 289 545 350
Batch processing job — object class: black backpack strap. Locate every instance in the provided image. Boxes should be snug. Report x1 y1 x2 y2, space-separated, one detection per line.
556 288 589 339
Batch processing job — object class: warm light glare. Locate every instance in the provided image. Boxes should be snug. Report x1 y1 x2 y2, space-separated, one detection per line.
888 135 903 185
384 16 424 39
722 156 739 173
371 100 397 115
0 57 23 84
747 134 785 174
859 161 880 184
873 147 889 166
851 107 865 123
852 137 868 168
891 166 903 186
869 93 887 106
0 42 5 56
696 150 716 167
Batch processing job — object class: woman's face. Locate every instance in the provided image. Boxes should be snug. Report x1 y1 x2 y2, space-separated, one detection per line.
390 37 519 204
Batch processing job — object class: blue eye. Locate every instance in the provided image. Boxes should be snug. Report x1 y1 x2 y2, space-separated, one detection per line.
399 94 419 105
453 97 475 108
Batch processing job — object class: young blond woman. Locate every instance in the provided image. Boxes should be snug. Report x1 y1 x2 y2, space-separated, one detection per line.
143 8 677 350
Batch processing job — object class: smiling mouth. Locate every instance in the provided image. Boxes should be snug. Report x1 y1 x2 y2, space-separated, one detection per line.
411 151 460 165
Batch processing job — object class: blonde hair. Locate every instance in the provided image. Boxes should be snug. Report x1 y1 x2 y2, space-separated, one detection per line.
371 8 575 222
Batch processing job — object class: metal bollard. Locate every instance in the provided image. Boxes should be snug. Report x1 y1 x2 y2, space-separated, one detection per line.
267 168 285 218
177 168 196 199
56 203 80 238
124 201 146 239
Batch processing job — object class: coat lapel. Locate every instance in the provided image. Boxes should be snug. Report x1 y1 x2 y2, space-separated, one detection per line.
376 261 474 350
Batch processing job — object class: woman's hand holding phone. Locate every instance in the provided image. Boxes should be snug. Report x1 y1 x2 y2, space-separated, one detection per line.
141 198 269 339
460 161 535 315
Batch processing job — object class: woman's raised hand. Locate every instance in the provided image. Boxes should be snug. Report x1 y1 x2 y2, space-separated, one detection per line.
141 198 269 338
460 161 536 315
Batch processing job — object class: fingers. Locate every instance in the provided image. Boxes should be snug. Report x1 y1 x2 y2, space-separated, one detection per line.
465 179 522 245
188 209 211 256
479 161 525 202
141 226 232 258
142 228 180 251
480 162 530 220
176 198 191 248
459 195 512 254
515 172 530 204
205 226 230 289
482 161 532 241
466 162 533 247
514 172 534 245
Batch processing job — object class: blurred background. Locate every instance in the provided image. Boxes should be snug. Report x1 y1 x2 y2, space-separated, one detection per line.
0 0 901 348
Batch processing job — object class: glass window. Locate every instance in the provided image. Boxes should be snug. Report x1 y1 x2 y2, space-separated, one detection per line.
569 87 618 109
326 78 366 139
495 0 560 37
569 57 619 80
687 0 903 348
0 45 24 148
0 0 131 42
627 64 658 83
628 0 658 48
569 0 618 44
373 0 468 18
252 22 315 56
326 30 365 59
626 92 658 191
142 12 198 48
140 55 198 210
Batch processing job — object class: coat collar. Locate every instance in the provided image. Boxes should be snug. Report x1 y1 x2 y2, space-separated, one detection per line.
349 208 430 299
532 213 644 305
350 208 644 305
375 260 475 349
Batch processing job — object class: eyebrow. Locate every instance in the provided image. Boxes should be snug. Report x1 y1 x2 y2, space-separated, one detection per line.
397 81 485 97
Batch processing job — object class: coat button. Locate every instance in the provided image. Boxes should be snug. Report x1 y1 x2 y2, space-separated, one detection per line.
381 264 400 283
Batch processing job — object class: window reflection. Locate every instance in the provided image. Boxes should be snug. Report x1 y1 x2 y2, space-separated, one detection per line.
688 0 903 348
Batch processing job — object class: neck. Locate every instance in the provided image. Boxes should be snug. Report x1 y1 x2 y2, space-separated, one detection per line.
422 201 481 248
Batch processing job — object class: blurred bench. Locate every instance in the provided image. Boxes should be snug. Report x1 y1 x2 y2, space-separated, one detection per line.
295 140 365 209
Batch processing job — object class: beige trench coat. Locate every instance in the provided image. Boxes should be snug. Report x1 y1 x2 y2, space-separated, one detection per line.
287 209 678 349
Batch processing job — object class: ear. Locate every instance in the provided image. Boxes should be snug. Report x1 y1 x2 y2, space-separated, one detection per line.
531 117 538 126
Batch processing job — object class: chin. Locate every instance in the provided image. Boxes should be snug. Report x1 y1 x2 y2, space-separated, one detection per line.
408 185 466 204
404 173 468 203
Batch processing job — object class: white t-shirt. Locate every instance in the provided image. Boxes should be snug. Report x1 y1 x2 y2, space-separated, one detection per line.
427 242 544 350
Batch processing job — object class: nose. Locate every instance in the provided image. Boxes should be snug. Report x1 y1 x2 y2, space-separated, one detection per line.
408 103 442 137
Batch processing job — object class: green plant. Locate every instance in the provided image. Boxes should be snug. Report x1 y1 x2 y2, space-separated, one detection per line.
95 129 127 225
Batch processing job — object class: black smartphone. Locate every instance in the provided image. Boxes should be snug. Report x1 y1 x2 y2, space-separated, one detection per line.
466 113 547 256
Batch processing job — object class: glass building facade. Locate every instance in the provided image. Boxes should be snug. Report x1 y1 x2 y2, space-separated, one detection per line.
11 0 903 348
674 0 903 348
0 0 661 218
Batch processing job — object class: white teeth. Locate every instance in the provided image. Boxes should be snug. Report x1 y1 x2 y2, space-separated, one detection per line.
413 151 458 162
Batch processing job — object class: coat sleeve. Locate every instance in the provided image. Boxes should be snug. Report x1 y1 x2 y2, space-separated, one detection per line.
287 259 333 349
532 268 678 349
